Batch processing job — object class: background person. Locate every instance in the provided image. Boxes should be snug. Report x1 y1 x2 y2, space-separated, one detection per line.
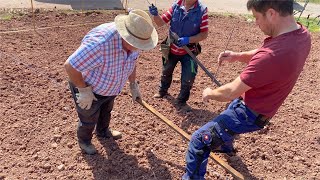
64 10 158 155
149 0 209 110
182 0 311 179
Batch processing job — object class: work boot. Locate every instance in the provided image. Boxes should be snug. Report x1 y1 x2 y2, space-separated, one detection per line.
78 141 97 155
175 100 192 112
96 128 122 140
153 91 167 98
182 172 204 180
212 144 237 156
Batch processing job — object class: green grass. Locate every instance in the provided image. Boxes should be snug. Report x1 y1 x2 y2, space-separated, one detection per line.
297 16 320 32
241 14 320 33
297 0 320 4
0 13 13 21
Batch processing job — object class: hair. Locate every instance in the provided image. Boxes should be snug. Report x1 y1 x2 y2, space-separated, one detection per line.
247 0 294 16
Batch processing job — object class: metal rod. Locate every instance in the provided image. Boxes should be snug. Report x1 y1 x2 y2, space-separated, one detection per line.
170 31 222 87
215 25 236 78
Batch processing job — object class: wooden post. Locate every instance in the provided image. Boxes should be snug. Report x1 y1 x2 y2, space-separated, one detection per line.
135 97 245 179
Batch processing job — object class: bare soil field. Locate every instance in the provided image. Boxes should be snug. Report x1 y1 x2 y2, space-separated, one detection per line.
0 10 319 180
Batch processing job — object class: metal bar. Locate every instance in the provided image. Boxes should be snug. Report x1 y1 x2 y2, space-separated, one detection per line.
170 32 222 87
135 98 245 179
215 25 236 78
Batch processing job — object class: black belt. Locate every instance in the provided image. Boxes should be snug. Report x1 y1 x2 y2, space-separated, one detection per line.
239 100 271 128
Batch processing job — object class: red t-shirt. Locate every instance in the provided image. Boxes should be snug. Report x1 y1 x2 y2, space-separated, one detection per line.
240 24 311 117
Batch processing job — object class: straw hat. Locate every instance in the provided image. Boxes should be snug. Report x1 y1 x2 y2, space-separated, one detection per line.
115 9 158 50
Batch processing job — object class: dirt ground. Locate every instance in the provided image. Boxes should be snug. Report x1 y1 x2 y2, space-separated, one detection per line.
0 10 319 180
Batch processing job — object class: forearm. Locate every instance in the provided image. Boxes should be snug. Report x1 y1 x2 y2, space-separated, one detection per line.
153 15 166 27
64 61 86 88
236 49 258 63
205 77 250 102
189 31 208 44
128 66 137 83
207 84 236 102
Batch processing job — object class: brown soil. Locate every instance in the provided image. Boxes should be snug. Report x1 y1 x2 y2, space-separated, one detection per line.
0 10 319 180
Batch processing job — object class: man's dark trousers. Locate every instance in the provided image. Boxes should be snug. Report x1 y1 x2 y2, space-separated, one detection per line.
69 82 116 144
159 53 198 103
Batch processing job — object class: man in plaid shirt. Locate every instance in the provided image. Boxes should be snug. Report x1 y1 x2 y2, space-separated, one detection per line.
64 10 158 155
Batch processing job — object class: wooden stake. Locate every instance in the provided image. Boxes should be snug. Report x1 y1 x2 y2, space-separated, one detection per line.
135 98 245 180
30 0 36 31
124 0 128 12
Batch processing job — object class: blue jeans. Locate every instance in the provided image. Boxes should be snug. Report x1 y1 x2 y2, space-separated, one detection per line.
183 99 263 179
69 82 116 144
159 53 198 103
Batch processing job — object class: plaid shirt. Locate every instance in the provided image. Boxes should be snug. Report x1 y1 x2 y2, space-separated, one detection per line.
68 22 139 96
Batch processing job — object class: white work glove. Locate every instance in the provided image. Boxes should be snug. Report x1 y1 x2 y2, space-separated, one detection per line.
129 81 142 102
76 86 97 110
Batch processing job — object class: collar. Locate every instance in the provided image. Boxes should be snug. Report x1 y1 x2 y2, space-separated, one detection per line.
178 0 199 10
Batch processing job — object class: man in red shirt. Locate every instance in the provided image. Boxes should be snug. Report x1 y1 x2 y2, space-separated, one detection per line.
182 0 311 179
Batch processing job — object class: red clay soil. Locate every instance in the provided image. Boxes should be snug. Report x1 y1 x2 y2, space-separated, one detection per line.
0 10 319 180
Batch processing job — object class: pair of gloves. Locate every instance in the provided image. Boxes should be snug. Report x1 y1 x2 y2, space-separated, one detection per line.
148 5 190 47
76 82 141 110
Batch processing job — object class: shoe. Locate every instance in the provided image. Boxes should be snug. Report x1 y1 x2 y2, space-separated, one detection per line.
182 173 190 180
174 99 186 106
182 172 204 180
96 128 122 140
175 100 192 112
78 141 97 155
153 92 167 98
212 145 236 156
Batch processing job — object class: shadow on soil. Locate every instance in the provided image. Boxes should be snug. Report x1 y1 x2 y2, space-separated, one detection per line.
35 0 124 10
82 137 176 180
162 94 219 132
224 154 258 180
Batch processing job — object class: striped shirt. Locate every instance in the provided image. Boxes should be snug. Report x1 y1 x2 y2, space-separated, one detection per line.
161 0 209 55
68 22 139 96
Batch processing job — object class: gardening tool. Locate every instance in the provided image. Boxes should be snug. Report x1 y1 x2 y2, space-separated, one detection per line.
170 31 222 87
146 0 156 7
132 96 244 180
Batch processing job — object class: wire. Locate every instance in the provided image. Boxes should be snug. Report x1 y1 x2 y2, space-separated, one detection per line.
0 22 105 34
215 25 236 78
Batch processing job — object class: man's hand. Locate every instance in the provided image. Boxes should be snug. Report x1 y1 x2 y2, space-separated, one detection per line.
76 86 97 110
202 87 213 103
177 37 190 47
218 50 238 65
130 81 142 102
148 4 158 16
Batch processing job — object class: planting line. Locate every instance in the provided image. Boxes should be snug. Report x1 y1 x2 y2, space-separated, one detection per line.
134 97 245 179
0 22 106 34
